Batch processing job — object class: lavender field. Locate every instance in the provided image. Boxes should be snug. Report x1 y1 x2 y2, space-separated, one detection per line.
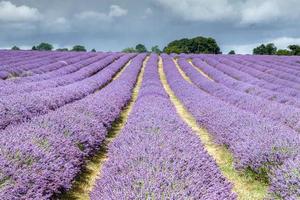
1 50 300 199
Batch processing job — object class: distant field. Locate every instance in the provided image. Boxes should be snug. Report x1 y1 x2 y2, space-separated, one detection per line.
0 50 300 199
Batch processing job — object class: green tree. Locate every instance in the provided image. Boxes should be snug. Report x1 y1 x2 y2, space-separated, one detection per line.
32 46 37 50
253 43 277 55
135 44 147 53
122 47 136 53
163 38 190 54
276 49 291 56
265 43 277 55
151 45 162 54
71 45 87 52
228 50 235 54
288 45 300 55
11 46 20 50
91 49 96 52
36 42 54 51
253 44 266 55
56 48 68 51
163 36 221 54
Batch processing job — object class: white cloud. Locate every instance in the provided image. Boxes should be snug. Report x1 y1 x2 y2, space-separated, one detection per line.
271 37 300 49
76 5 127 22
108 5 128 18
0 1 42 22
154 0 300 24
239 0 300 24
240 1 281 24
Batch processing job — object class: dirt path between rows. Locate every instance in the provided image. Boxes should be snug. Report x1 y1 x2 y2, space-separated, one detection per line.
187 59 215 81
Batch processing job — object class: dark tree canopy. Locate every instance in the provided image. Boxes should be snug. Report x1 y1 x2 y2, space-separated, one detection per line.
151 45 162 54
11 46 20 50
253 43 277 55
36 43 54 51
135 44 147 53
163 36 221 54
288 45 300 55
228 50 235 54
91 49 96 52
71 45 87 52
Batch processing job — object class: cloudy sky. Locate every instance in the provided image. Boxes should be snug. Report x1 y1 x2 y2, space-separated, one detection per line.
0 0 300 54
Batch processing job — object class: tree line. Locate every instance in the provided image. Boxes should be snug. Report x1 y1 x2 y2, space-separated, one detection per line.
122 36 221 54
253 43 300 56
10 38 300 56
11 43 96 52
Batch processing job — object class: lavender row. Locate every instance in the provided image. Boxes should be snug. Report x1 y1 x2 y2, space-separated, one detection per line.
90 54 236 200
277 56 300 67
0 54 134 130
163 54 300 198
0 51 98 80
269 155 300 199
0 51 71 69
27 53 99 75
0 51 54 67
178 58 300 132
229 56 300 85
207 56 300 96
0 53 105 88
0 54 146 199
200 56 300 98
10 53 111 84
0 53 68 79
0 52 33 65
245 55 300 73
16 52 90 75
0 53 121 96
256 56 300 73
191 58 300 108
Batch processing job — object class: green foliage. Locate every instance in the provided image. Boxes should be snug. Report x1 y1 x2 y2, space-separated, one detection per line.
135 44 147 53
122 47 136 53
56 48 69 51
253 43 277 55
151 45 162 54
36 42 54 51
32 46 37 50
11 46 20 50
91 49 96 52
288 45 300 55
228 50 235 54
276 49 291 56
253 44 266 55
71 45 87 52
163 36 221 54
